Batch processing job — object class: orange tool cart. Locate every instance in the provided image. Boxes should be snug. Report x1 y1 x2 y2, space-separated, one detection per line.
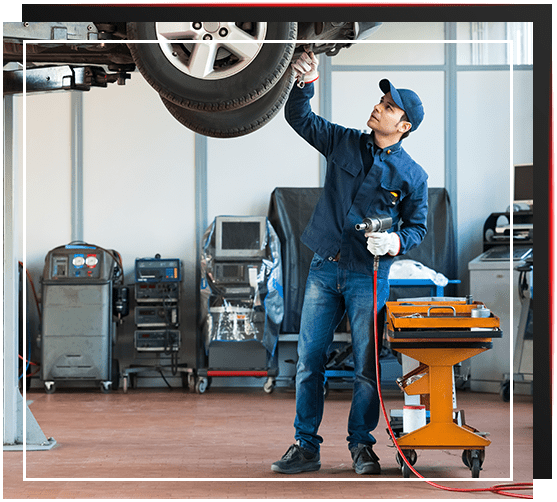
384 300 503 477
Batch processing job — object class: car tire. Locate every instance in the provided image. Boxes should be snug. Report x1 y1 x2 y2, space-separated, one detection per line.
127 22 297 112
160 69 295 138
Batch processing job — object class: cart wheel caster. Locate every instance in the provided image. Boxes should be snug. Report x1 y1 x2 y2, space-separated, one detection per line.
196 377 209 394
122 375 129 394
100 381 112 394
263 377 275 394
396 449 417 477
500 380 510 402
462 450 471 469
471 456 481 478
396 449 417 466
44 381 56 394
462 449 484 477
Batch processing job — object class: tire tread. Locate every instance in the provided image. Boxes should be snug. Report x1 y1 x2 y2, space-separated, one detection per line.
127 22 297 111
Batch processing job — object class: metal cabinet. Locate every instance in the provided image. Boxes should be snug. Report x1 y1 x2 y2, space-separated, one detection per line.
468 250 526 393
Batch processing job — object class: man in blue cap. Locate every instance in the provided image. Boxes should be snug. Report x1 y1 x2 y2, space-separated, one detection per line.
272 50 428 476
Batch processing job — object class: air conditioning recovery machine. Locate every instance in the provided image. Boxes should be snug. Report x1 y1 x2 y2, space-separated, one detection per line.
40 243 126 393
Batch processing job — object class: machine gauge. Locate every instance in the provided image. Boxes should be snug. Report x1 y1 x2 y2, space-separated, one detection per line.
72 255 85 267
86 255 99 267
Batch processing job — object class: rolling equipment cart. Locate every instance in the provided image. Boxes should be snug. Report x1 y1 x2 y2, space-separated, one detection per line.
121 255 190 392
197 216 283 393
384 299 502 477
40 242 126 393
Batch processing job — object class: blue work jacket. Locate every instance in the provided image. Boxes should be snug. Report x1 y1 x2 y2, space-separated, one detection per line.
285 82 428 279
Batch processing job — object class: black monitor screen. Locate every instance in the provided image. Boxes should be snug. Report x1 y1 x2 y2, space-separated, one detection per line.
221 222 261 250
214 216 267 260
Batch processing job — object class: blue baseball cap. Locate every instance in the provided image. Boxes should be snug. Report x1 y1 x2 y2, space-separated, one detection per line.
379 79 424 131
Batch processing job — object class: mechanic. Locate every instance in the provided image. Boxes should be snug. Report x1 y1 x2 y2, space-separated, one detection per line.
271 50 428 475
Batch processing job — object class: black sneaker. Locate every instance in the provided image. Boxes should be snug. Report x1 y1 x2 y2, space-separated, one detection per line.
351 444 381 475
271 443 321 474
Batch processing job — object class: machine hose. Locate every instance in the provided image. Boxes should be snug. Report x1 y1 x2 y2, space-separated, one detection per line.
372 267 533 499
18 262 41 380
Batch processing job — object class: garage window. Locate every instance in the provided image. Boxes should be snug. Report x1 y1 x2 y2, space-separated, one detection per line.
456 22 533 65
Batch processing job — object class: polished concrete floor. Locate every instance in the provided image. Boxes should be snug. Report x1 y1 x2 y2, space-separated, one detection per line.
4 386 532 499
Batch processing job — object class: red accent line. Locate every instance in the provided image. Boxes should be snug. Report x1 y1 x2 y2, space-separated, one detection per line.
206 370 268 377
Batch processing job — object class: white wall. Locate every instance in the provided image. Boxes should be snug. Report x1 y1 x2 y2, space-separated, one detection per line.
457 69 512 286
455 68 533 292
206 91 320 220
512 70 534 165
23 91 73 264
80 71 197 285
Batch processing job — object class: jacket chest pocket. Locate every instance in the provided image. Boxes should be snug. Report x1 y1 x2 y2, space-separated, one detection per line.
326 158 363 203
329 156 362 178
380 183 403 208
339 161 361 177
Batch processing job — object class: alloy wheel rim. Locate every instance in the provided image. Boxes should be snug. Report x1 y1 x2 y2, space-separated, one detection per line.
155 22 268 80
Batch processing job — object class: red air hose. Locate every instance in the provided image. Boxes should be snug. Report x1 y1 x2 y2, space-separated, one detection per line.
372 266 533 498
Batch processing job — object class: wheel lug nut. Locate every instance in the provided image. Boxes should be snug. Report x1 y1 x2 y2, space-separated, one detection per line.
193 22 202 30
203 34 212 40
219 28 228 37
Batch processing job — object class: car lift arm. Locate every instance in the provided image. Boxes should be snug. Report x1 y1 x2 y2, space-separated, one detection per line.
3 64 133 95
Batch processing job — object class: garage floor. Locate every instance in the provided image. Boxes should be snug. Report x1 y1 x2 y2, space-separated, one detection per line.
4 386 532 499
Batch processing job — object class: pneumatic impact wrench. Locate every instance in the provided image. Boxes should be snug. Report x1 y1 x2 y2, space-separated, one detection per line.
355 215 393 272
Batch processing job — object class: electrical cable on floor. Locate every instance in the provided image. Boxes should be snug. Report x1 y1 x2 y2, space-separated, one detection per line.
372 267 533 499
158 369 173 389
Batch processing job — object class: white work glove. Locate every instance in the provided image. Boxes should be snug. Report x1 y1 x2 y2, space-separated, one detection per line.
291 49 319 85
366 232 401 257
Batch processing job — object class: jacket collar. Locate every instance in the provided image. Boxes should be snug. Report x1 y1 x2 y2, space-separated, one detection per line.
367 133 403 161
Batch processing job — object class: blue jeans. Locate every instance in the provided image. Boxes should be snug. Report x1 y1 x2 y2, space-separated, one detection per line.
294 254 390 453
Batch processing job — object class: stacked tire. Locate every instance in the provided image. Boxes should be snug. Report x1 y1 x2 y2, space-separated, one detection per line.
127 22 298 137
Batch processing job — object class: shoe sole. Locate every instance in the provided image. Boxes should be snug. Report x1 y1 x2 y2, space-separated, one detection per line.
353 462 381 475
271 462 321 474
